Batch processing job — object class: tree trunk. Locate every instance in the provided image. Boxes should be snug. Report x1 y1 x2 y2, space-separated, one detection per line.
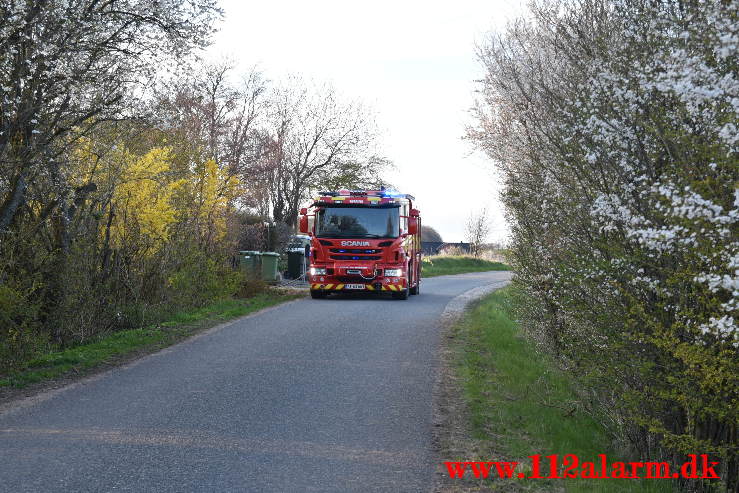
0 172 26 231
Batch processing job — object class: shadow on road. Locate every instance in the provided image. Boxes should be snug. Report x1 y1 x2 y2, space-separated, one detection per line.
312 291 414 301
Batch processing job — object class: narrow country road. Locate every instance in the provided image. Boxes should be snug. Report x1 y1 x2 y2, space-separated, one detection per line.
0 271 511 493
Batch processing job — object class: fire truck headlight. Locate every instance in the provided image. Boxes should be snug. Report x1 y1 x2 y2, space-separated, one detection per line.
384 268 402 277
310 267 327 275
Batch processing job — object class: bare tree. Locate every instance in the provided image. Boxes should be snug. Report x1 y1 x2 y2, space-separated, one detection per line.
259 77 384 227
156 63 267 174
154 71 389 230
465 208 490 257
153 62 270 230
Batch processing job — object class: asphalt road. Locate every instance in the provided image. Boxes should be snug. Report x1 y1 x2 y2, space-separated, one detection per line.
0 271 511 493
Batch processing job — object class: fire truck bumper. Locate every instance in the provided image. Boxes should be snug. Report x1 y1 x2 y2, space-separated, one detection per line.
309 281 406 292
308 262 408 293
308 272 407 292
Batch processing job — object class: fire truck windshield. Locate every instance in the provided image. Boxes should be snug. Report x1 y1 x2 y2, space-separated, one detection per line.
315 206 399 238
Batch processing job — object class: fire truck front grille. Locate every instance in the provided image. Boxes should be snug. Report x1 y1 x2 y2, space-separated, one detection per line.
330 255 382 261
329 248 382 254
335 276 371 282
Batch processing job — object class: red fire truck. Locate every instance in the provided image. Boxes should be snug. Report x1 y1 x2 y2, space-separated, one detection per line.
298 189 421 300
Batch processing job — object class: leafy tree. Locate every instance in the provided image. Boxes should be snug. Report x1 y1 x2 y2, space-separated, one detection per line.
0 3 388 375
469 0 738 487
0 0 222 358
0 0 221 232
421 225 443 242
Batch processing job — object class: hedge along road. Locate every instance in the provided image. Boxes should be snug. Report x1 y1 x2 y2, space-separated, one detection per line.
0 271 511 493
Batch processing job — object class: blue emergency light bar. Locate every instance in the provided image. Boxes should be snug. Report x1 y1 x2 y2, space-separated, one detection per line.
317 188 415 201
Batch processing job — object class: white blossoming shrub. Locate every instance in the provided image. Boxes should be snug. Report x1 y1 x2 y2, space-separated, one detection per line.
471 0 737 488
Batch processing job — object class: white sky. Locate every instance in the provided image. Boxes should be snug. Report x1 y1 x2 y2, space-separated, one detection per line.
205 0 525 243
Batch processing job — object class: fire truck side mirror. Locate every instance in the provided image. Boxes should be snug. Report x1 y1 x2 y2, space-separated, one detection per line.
408 217 418 235
299 214 309 234
410 208 420 217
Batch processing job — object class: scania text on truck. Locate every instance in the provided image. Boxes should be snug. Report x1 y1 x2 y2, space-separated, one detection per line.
298 189 422 300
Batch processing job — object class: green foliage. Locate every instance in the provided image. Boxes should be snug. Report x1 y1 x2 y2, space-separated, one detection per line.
452 286 668 492
0 132 247 372
1 328 170 388
0 284 45 371
469 1 738 488
236 276 268 299
167 248 243 307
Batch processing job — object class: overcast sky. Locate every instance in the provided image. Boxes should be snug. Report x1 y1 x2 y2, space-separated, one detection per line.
205 0 525 243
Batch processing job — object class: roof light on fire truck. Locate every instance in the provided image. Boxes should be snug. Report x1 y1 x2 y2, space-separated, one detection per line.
381 189 405 198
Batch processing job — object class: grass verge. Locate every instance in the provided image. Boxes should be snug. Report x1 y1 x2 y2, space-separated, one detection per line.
0 291 303 389
442 286 668 492
423 256 509 278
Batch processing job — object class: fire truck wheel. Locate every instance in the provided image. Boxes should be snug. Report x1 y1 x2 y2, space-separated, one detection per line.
393 286 409 300
410 281 419 295
310 290 327 299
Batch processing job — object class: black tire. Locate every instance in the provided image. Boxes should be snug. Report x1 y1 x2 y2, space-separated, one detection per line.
410 281 419 295
392 286 409 300
310 290 327 299
409 266 420 295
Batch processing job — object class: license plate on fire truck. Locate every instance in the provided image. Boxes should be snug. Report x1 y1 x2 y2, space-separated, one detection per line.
345 284 365 290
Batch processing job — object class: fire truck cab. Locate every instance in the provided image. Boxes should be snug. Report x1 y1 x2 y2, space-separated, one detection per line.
299 189 421 300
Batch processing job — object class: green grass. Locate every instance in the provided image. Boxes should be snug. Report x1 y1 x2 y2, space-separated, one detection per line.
0 291 302 389
422 255 510 277
449 286 669 492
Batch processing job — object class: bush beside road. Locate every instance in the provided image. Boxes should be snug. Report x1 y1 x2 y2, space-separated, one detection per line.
468 2 737 487
438 286 668 492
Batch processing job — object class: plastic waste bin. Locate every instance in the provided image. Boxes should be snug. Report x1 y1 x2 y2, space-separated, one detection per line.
287 250 306 279
238 250 260 277
260 252 280 282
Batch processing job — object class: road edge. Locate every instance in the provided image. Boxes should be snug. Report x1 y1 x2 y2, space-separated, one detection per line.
0 298 305 418
431 278 511 493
